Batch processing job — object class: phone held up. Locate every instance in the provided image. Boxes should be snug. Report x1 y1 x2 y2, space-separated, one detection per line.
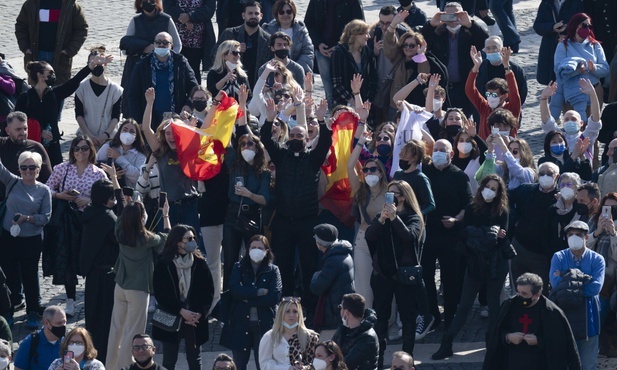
159 191 167 209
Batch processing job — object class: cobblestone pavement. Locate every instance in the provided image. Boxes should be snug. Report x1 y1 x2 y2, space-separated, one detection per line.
1 0 616 369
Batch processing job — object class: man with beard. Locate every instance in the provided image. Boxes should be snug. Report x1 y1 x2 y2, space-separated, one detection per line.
214 1 272 88
260 96 332 318
120 334 166 370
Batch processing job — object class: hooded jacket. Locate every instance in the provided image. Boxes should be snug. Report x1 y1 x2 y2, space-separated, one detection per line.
310 240 355 330
332 308 379 370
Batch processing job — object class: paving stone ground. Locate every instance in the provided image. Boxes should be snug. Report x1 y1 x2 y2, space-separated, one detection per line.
1 0 616 369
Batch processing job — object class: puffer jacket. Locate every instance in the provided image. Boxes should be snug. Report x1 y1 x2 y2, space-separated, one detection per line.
310 240 355 330
548 268 592 340
332 308 379 370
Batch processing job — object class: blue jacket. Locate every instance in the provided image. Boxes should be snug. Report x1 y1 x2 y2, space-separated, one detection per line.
554 40 609 103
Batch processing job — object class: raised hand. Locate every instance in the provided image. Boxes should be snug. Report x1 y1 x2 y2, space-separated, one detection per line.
265 98 277 122
465 119 477 137
457 11 472 28
264 60 278 74
428 73 441 88
416 73 430 85
315 98 328 121
392 10 409 28
470 46 483 70
357 101 371 121
304 72 313 93
579 78 596 96
351 73 363 94
145 87 155 104
373 36 383 56
541 81 557 99
501 47 511 68
238 84 249 108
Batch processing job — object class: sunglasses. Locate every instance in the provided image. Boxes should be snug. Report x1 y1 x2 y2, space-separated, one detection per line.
229 50 241 56
511 149 519 155
278 9 293 15
240 141 255 148
281 296 301 303
73 145 90 152
362 167 379 174
154 40 171 47
538 171 555 176
183 236 196 242
580 23 593 29
273 120 281 127
19 165 38 171
377 136 390 142
485 92 500 98
402 43 417 49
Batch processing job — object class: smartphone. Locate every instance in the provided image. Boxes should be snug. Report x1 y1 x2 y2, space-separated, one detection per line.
602 205 612 219
122 186 134 197
385 192 394 205
67 189 80 196
159 192 168 209
64 351 74 364
491 127 500 135
235 176 244 187
440 13 458 22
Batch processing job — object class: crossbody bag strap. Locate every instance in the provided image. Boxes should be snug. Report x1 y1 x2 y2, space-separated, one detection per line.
60 165 69 192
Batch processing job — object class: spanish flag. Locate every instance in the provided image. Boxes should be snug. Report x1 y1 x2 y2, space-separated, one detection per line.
319 112 358 228
171 92 241 180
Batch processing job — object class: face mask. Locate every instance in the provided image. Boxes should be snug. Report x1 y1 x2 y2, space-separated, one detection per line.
341 315 349 328
249 248 266 263
577 27 591 39
550 143 566 155
514 157 521 165
399 0 413 6
560 187 575 200
154 47 170 57
10 224 20 237
0 357 9 370
226 60 238 70
576 203 590 216
563 121 579 135
481 187 496 201
49 324 66 339
120 132 136 146
46 73 56 87
445 125 461 137
539 175 555 189
312 358 327 370
433 99 443 111
399 159 411 171
68 344 85 357
567 234 585 250
192 100 207 112
612 148 617 164
183 240 198 253
283 321 299 329
499 130 511 136
446 24 461 33
486 52 501 64
376 144 391 157
611 208 617 220
91 65 104 77
135 357 153 368
241 149 256 162
517 294 534 307
288 139 305 153
365 174 380 188
274 49 290 59
142 2 156 12
432 151 449 167
487 96 501 109
457 142 472 154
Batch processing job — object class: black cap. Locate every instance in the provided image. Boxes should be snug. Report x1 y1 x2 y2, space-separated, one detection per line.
313 223 338 244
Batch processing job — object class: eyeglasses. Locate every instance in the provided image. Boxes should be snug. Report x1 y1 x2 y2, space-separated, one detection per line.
278 9 293 15
154 40 171 47
559 182 575 188
377 136 390 142
183 236 196 242
580 23 593 29
19 165 38 171
281 296 301 303
402 43 417 49
362 167 379 174
378 21 392 28
74 145 90 152
229 50 241 56
538 171 555 176
307 120 319 126
240 141 255 148
132 344 153 351
485 92 499 98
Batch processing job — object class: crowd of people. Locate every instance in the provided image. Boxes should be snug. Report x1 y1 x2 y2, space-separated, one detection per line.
2 0 617 369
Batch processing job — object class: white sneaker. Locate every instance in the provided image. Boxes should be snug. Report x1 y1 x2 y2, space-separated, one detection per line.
388 323 401 341
480 306 489 318
65 299 75 317
148 297 157 313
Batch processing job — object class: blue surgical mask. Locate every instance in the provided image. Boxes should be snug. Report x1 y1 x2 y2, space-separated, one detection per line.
432 151 449 167
486 52 501 64
550 143 566 155
183 240 198 253
154 47 170 57
563 121 579 135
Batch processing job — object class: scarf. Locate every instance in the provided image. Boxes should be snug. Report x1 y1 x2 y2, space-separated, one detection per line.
150 53 175 112
173 253 193 301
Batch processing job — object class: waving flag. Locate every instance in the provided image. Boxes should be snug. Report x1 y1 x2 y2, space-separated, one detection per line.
390 104 433 178
320 112 359 228
171 92 241 180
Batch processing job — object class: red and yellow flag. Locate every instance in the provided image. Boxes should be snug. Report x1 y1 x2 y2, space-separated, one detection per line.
320 112 358 228
172 92 241 180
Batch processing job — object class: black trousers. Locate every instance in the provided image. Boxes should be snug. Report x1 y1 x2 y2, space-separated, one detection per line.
222 204 252 290
162 323 202 370
181 47 203 84
232 321 262 370
85 266 116 362
0 232 42 314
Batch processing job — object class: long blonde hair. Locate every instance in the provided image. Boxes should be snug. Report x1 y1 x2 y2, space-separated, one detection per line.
212 40 248 79
271 300 316 352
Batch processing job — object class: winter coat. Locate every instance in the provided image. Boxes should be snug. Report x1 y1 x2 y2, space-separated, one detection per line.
304 0 365 48
310 241 355 330
331 308 379 370
152 256 214 345
548 268 592 340
330 43 377 107
262 19 314 73
533 0 584 85
79 200 121 277
220 259 282 351
15 0 88 85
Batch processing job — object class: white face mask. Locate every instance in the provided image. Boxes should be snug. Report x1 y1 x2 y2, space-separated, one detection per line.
560 187 575 200
226 60 238 71
341 315 349 328
539 175 555 189
481 187 496 201
312 358 327 370
487 96 501 109
68 344 85 357
249 248 266 263
433 99 443 111
432 151 449 167
283 321 299 329
567 234 584 251
0 357 9 370
120 132 136 146
457 142 472 154
241 149 256 163
365 174 380 188
446 24 462 33
10 224 20 237
499 130 511 137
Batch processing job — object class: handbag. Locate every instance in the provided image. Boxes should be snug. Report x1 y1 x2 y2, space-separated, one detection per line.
0 181 18 237
152 308 182 332
233 198 261 236
391 230 424 286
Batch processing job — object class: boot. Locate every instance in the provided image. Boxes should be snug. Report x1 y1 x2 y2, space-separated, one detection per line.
431 333 454 360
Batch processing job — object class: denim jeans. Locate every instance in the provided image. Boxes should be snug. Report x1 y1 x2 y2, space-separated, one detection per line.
576 335 599 370
489 0 520 47
315 51 333 108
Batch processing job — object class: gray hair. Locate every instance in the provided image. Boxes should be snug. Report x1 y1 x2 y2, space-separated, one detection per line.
43 305 65 323
444 2 463 10
392 351 414 367
18 151 43 168
516 273 544 295
485 35 503 49
559 172 581 186
538 162 560 176
6 111 27 125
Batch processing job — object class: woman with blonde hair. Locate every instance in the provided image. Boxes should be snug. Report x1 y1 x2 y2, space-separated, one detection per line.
259 297 319 370
249 60 301 126
331 20 376 107
48 327 104 369
207 40 250 100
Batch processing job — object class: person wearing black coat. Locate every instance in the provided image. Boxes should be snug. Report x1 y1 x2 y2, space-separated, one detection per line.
332 296 379 370
220 234 282 370
152 224 214 370
310 224 355 336
365 180 424 367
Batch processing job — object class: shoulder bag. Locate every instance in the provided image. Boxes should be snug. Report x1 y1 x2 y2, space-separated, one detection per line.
152 308 182 332
0 180 18 237
392 228 423 285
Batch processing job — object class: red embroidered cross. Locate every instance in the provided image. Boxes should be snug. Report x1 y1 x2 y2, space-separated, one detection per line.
519 314 532 333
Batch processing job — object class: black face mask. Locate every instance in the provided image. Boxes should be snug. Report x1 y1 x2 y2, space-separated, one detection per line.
445 125 461 138
192 100 207 112
49 324 66 338
45 73 56 87
575 202 590 216
142 2 155 12
91 65 104 77
611 207 617 220
399 159 411 171
399 0 413 7
274 49 290 59
517 294 534 308
288 139 305 153
612 147 617 164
